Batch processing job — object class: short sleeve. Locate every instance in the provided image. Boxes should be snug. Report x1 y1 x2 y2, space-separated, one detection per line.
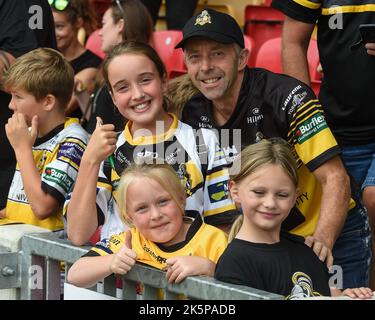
272 0 322 24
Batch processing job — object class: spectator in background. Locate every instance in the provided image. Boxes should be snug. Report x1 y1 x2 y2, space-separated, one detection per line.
141 0 198 30
272 0 373 289
0 0 57 210
50 0 102 118
76 0 153 133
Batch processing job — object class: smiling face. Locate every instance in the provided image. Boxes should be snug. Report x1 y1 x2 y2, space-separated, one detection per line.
184 38 246 104
126 177 186 246
53 11 79 52
108 53 168 133
230 164 297 239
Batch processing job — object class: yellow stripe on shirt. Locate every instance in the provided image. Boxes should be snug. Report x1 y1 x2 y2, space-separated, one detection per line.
322 4 375 15
293 0 321 10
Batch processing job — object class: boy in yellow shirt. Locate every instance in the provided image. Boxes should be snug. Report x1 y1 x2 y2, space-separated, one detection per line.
0 48 88 232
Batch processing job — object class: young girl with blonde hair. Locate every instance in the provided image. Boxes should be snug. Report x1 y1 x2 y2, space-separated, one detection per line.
68 163 227 288
215 138 373 300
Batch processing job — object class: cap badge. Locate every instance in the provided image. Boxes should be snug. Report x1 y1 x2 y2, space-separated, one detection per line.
195 10 211 26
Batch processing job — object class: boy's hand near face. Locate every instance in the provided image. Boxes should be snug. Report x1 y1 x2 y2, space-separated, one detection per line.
110 231 137 275
165 256 216 283
5 113 38 152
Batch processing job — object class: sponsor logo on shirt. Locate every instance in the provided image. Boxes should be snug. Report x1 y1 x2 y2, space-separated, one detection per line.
295 113 328 144
247 107 264 124
143 245 167 264
57 142 84 167
208 181 229 203
136 150 159 159
283 85 303 111
44 167 74 193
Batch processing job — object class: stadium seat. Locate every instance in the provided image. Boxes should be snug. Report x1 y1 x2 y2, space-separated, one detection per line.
152 30 186 79
255 37 322 96
85 29 106 59
244 5 285 67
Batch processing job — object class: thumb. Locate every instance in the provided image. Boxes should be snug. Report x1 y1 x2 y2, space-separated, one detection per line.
96 116 103 129
166 257 176 266
125 230 132 249
30 115 38 139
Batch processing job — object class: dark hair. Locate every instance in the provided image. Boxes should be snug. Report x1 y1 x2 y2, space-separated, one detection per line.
103 40 166 91
51 0 98 36
110 0 153 44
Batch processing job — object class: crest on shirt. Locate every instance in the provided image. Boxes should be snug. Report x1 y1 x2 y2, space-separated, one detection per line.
195 10 211 26
286 272 322 300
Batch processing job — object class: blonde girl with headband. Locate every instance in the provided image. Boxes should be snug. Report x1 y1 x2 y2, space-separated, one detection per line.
215 138 373 300
67 163 227 288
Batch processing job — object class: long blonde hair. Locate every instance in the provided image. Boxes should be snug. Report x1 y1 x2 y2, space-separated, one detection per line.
116 162 186 227
228 138 298 242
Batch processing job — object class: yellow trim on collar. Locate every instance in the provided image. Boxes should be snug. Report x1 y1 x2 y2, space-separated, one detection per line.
124 113 179 146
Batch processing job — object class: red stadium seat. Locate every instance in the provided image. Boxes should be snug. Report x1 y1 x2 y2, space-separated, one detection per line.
255 37 322 95
254 37 283 73
244 5 285 67
85 29 106 59
152 30 186 79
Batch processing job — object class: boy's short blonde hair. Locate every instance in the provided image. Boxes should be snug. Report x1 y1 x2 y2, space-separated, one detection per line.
116 162 186 227
4 48 74 110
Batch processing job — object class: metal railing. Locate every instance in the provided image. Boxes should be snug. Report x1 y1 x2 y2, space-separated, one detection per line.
1 232 283 300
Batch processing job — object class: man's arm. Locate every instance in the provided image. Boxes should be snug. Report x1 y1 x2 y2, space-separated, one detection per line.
281 16 315 85
311 156 350 250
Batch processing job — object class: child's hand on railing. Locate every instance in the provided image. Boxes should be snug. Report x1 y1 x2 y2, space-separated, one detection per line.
110 231 136 275
165 256 216 283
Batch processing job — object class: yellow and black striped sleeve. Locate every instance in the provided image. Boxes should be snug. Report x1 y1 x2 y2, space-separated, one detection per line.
287 99 340 171
272 0 322 23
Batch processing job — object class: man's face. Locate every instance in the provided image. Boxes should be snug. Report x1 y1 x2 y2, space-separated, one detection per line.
184 38 243 103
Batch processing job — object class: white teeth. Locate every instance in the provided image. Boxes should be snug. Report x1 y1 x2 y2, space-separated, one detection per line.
203 78 219 84
134 103 148 111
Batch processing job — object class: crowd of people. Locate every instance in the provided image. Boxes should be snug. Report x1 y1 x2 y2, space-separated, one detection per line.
0 0 374 300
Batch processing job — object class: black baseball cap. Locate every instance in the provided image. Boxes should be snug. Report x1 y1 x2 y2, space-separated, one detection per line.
175 9 244 49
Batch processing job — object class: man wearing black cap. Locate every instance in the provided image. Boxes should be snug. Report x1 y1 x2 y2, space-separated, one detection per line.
172 8 370 289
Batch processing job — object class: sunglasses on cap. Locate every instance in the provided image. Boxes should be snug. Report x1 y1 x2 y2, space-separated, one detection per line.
112 0 126 19
48 0 70 11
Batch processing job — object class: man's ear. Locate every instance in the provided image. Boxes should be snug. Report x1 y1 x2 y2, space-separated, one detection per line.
229 180 241 204
43 94 57 111
161 73 168 94
238 48 249 71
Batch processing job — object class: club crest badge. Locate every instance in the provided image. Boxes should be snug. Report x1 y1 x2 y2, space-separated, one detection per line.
195 10 211 26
